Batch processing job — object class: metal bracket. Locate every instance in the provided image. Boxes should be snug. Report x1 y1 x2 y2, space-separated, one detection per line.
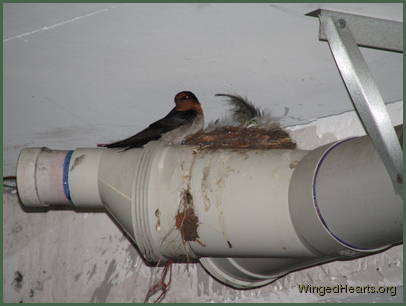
307 9 403 197
307 9 403 52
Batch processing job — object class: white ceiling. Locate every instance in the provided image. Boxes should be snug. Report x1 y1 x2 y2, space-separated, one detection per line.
3 3 403 175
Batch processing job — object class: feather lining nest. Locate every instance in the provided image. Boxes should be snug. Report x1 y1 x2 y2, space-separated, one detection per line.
184 94 296 149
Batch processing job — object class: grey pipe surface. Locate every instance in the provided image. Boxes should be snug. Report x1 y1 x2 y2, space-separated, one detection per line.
289 136 402 256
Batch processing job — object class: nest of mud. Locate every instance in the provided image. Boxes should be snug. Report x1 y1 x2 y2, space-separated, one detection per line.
183 126 296 150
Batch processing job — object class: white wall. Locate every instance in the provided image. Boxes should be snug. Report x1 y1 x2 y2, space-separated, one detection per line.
4 3 402 174
3 3 403 302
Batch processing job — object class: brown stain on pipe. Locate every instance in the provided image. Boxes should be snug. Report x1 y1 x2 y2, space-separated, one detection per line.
175 190 205 247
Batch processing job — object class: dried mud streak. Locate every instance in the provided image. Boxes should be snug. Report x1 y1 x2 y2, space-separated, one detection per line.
201 163 212 211
184 126 296 149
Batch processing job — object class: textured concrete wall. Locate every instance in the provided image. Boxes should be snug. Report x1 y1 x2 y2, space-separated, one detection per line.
3 3 403 303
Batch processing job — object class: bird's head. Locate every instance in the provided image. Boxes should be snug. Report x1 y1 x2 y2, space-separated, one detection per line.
174 91 202 113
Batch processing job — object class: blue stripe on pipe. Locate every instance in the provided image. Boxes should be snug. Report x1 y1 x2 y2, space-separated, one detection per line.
63 150 74 201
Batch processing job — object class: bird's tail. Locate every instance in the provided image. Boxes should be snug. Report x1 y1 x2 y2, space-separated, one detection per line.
101 134 145 150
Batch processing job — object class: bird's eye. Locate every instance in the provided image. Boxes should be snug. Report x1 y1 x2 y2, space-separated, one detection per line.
183 95 190 100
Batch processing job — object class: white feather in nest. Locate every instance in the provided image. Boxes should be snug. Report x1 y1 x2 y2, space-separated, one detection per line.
206 93 280 131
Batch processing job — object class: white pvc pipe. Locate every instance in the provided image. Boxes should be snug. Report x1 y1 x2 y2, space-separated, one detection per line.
289 136 403 254
16 135 402 288
17 148 72 207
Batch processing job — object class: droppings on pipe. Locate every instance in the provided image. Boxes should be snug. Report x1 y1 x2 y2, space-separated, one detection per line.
289 160 300 169
155 209 161 232
176 190 206 247
70 154 86 171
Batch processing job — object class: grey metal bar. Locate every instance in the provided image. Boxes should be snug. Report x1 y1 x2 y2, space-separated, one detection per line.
307 9 403 52
313 12 403 197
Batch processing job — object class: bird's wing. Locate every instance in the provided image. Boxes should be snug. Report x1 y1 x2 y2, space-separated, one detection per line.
105 108 197 149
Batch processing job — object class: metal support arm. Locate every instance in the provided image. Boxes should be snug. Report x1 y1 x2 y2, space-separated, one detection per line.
308 9 403 197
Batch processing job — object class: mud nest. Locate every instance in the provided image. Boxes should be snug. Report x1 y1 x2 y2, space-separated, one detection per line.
183 126 296 150
175 190 204 246
175 207 199 242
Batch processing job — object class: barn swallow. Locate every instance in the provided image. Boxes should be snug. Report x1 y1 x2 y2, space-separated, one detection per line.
104 91 204 150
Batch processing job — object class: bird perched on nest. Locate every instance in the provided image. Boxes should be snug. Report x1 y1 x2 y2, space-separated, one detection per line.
208 94 280 129
103 91 204 150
